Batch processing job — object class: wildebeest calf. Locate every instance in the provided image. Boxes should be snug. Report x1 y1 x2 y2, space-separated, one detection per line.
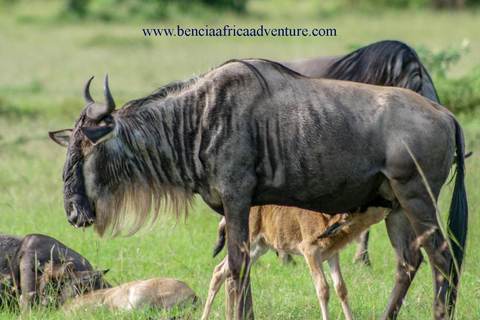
201 205 389 320
0 233 110 310
64 277 197 312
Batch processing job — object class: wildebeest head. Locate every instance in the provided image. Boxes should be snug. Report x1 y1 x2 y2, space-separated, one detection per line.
49 75 117 231
39 261 109 308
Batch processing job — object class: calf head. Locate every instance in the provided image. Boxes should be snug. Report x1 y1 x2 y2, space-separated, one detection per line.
317 213 352 239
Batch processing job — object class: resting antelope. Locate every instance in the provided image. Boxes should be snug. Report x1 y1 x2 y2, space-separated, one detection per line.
40 262 197 312
201 205 390 320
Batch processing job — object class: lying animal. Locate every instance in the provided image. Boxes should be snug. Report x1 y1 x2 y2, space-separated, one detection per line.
201 205 390 320
64 277 197 312
0 233 110 310
39 262 197 312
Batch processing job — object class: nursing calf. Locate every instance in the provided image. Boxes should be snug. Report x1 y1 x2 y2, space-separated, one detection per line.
201 205 390 320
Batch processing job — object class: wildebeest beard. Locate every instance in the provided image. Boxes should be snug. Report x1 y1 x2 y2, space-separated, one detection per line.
82 111 196 237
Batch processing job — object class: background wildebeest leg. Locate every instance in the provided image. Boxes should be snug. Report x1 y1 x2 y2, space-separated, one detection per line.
223 197 254 320
327 253 354 320
353 230 371 266
382 208 423 320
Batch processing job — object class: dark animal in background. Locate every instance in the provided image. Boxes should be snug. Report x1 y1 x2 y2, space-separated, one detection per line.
50 58 467 320
282 40 441 265
282 40 440 103
0 233 110 310
0 234 23 307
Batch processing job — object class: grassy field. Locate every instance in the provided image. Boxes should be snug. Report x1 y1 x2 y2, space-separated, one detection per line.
1 0 479 319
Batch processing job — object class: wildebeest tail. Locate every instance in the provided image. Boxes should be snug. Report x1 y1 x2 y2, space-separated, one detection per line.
446 117 469 314
212 218 227 258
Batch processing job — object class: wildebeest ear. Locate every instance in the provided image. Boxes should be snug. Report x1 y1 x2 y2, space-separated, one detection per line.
317 214 351 239
81 125 114 145
49 129 73 148
100 269 110 276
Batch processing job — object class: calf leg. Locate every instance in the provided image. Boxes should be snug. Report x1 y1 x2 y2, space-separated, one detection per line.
201 256 230 320
302 246 330 320
381 207 423 320
353 229 371 266
327 253 354 320
225 275 236 320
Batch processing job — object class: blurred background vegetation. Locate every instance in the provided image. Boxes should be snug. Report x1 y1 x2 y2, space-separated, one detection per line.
0 0 479 319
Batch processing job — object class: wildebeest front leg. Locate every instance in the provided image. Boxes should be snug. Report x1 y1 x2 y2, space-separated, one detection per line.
382 207 423 320
223 198 254 320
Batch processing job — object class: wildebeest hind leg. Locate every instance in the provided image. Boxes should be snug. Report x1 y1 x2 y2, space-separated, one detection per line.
381 207 423 320
388 178 451 319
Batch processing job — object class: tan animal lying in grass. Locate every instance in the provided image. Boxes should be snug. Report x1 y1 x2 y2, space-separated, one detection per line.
40 262 197 312
201 205 390 320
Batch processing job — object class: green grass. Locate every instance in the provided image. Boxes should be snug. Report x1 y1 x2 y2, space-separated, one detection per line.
1 0 480 319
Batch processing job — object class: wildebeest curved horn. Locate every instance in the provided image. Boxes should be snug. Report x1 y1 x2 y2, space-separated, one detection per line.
104 74 116 113
85 74 116 121
83 76 95 104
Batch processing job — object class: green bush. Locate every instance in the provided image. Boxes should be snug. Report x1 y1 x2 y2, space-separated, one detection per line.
414 41 480 113
416 41 469 78
65 0 91 17
436 66 480 114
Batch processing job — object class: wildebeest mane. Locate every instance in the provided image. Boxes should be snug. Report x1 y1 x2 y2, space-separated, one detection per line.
120 58 305 115
325 40 440 103
120 78 199 113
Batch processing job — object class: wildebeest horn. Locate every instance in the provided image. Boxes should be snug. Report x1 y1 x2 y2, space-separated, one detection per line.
104 74 116 113
85 74 116 121
83 76 95 104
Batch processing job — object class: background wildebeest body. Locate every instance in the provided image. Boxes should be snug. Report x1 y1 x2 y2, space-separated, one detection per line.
282 40 440 103
0 233 110 309
281 40 441 265
50 58 467 320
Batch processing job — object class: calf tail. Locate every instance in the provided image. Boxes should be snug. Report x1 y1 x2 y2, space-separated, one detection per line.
446 118 469 315
212 218 227 258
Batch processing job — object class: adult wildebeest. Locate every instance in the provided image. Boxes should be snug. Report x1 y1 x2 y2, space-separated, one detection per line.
282 39 441 265
49 58 467 320
201 206 389 320
0 233 110 310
